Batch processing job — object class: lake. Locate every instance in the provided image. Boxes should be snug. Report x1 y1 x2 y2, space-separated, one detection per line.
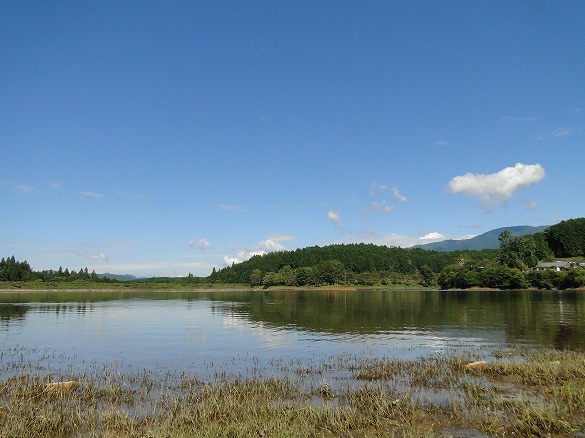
1 289 584 380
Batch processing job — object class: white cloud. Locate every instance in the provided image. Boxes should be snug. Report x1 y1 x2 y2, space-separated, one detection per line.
223 255 239 265
49 181 62 189
327 209 341 225
523 200 538 210
79 191 104 199
189 238 210 250
448 163 545 210
434 140 448 146
392 187 408 202
420 232 444 240
333 230 473 248
223 250 266 266
371 200 395 212
223 234 292 266
75 251 109 261
258 239 286 251
85 251 108 261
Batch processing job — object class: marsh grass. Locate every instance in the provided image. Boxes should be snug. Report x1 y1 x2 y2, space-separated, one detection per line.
1 347 584 437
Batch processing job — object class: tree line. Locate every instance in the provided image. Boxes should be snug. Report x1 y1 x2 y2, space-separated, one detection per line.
210 218 585 289
438 218 585 289
208 243 500 287
0 256 105 283
3 218 584 290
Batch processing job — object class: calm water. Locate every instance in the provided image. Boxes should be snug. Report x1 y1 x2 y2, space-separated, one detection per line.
1 289 583 378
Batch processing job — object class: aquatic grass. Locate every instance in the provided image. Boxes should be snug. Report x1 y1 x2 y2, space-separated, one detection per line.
2 346 585 437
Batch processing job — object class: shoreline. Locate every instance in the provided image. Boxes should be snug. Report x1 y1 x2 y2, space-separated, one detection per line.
2 282 584 294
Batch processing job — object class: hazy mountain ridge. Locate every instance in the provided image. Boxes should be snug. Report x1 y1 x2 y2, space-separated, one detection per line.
98 273 142 281
414 225 548 251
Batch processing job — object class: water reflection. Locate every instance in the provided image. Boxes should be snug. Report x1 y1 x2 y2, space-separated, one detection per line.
0 289 583 378
0 304 29 329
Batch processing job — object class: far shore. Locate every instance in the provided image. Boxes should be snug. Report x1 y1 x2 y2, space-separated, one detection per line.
0 284 437 294
2 282 584 294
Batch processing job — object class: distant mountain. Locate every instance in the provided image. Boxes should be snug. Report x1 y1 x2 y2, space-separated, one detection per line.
98 273 140 281
414 225 548 252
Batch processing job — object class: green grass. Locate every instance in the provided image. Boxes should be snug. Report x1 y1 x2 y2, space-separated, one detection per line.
1 347 584 437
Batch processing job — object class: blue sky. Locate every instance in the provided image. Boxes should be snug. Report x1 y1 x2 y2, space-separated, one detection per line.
1 1 584 277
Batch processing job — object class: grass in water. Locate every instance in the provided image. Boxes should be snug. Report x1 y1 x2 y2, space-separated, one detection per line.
1 347 584 437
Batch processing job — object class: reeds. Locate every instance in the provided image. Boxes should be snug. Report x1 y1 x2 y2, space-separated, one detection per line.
1 347 584 437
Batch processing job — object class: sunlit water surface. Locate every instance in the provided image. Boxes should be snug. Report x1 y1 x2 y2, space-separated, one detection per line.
1 289 583 379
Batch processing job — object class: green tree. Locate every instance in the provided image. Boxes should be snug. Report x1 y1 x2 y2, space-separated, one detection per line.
250 269 263 287
498 231 537 269
294 266 314 286
545 218 585 257
418 264 436 287
561 268 585 289
277 265 296 286
262 271 279 288
314 260 346 285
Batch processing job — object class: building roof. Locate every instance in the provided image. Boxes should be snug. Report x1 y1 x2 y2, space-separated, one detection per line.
536 261 571 269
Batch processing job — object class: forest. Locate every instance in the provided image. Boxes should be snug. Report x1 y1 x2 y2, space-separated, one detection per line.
0 256 110 284
2 218 585 290
208 217 585 290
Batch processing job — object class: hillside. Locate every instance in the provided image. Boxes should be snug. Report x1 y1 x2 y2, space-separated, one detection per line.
209 243 500 285
414 225 547 251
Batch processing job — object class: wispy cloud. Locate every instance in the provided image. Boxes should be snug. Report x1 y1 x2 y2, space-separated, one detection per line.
536 127 572 140
219 203 248 212
117 190 147 200
371 200 394 212
523 200 538 211
368 182 388 196
189 238 210 250
392 187 408 202
98 240 138 250
434 140 448 146
448 163 545 211
0 241 35 248
77 251 109 261
499 115 537 123
327 208 342 225
367 182 404 213
177 261 216 270
267 233 295 242
49 181 63 189
7 182 36 193
90 261 172 274
79 191 105 199
553 127 572 137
